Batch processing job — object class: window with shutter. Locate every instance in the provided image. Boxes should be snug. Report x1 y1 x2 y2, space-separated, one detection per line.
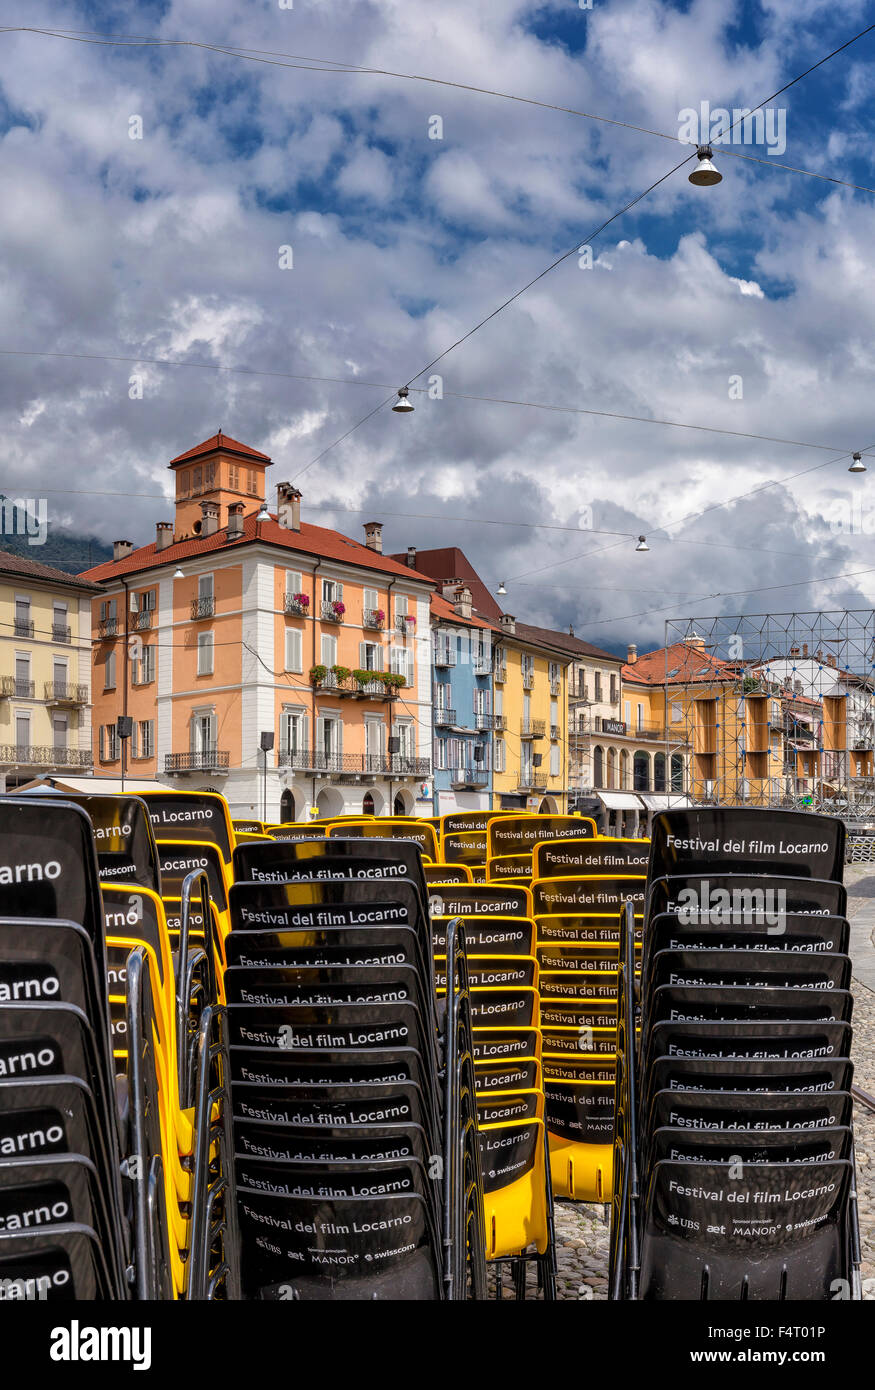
197 632 214 675
550 745 561 777
130 721 138 759
286 570 303 596
198 574 214 601
285 628 302 672
104 651 116 689
99 726 105 761
321 634 337 667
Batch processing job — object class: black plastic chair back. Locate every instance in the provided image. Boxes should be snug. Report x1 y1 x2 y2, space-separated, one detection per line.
648 807 845 882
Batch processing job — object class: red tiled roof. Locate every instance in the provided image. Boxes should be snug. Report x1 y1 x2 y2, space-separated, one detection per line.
510 621 574 661
0 548 103 592
168 432 272 466
430 591 500 632
79 511 435 585
622 640 732 686
393 547 505 624
514 623 618 664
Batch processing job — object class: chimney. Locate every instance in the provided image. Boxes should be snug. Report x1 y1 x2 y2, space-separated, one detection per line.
276 482 302 531
156 523 173 552
827 654 837 668
790 646 800 658
200 501 219 538
816 649 823 662
627 643 638 665
499 613 516 635
453 586 472 620
802 643 809 658
684 633 705 650
569 624 574 637
406 545 416 569
364 521 383 553
113 540 133 562
442 581 459 600
227 503 245 541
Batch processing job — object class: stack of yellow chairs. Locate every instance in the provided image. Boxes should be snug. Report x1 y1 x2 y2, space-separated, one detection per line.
429 875 554 1297
530 834 649 1203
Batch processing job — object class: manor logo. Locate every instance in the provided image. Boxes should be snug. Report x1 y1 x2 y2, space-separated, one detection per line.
49 1321 152 1370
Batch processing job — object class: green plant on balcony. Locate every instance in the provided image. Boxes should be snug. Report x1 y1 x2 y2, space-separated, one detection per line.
309 664 328 686
352 668 376 687
331 665 351 683
380 672 406 690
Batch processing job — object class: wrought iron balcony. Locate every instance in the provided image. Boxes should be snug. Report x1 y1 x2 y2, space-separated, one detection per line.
522 672 535 690
493 714 507 731
550 679 561 696
284 593 309 617
98 618 118 638
494 661 507 682
14 619 34 639
435 708 457 727
165 750 230 773
517 772 548 791
473 656 492 676
396 615 416 636
9 678 34 698
52 624 71 644
44 681 88 705
277 749 430 778
134 610 153 630
383 755 430 777
320 600 345 623
520 719 546 739
310 671 399 700
0 744 92 768
551 724 560 740
191 596 215 620
451 767 489 790
474 713 496 730
434 645 456 667
362 609 385 630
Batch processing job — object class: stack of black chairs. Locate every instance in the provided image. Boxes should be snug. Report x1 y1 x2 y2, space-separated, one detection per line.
611 807 861 1301
0 797 174 1299
213 835 487 1299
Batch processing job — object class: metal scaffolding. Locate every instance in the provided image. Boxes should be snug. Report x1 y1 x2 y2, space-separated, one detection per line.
664 610 875 822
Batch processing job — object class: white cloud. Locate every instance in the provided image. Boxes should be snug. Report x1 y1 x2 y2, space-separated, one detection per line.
0 0 872 650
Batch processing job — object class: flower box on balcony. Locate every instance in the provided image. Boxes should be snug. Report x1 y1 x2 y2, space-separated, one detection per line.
363 609 385 630
285 592 309 616
321 600 345 622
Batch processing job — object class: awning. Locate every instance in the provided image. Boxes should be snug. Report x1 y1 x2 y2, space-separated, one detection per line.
15 774 167 794
596 791 644 812
636 793 693 812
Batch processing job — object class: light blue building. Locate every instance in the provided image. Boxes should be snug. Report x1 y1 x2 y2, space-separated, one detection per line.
430 587 496 815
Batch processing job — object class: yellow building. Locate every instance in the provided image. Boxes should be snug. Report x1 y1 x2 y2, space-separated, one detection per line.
491 616 570 812
620 636 787 811
0 549 100 789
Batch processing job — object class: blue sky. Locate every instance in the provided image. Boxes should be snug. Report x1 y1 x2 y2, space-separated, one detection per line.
1 0 874 650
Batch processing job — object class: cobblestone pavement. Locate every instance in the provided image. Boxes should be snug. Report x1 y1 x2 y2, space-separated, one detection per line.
547 870 875 1300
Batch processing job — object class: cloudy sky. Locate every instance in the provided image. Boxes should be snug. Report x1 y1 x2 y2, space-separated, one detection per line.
2 0 875 653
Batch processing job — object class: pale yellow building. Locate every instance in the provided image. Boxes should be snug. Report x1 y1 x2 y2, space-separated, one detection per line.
0 550 100 789
491 617 571 812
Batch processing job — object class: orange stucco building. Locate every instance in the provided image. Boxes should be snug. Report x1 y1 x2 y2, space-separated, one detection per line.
81 433 435 820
